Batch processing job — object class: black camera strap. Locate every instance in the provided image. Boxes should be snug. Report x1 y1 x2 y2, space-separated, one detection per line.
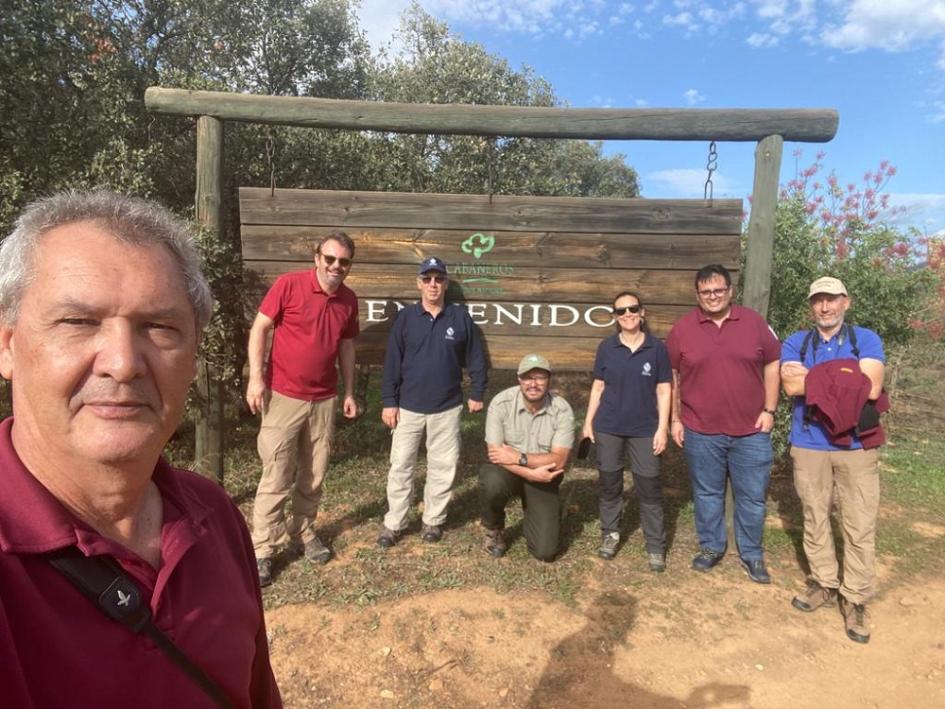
47 546 234 709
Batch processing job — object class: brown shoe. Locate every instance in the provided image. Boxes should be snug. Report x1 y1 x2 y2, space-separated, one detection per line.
484 527 507 558
792 580 837 612
839 596 870 644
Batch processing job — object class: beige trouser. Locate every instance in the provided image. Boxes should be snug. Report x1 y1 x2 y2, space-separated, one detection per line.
383 405 463 531
252 391 336 559
791 446 881 603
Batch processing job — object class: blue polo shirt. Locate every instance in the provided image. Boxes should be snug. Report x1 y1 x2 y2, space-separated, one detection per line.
782 325 885 451
592 333 672 437
381 303 487 414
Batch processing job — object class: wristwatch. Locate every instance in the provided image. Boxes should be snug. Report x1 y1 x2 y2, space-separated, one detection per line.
518 452 528 466
763 408 776 415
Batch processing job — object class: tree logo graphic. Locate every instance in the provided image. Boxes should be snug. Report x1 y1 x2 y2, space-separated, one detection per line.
461 232 495 260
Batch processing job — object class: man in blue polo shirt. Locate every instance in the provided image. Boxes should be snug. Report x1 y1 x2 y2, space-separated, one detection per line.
378 257 487 546
781 276 885 644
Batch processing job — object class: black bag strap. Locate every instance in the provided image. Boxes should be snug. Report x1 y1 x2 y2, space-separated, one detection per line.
48 547 234 709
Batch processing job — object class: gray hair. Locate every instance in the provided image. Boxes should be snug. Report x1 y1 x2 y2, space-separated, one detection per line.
0 189 213 331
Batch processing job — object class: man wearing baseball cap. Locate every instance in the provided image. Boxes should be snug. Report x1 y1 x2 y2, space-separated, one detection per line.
479 354 575 561
378 256 486 547
781 276 886 643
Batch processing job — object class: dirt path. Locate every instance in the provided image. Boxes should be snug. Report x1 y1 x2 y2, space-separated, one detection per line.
264 560 945 708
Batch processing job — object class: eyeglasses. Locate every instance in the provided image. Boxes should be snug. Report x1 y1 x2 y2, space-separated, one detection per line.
519 373 549 383
697 287 730 298
420 275 446 284
612 305 642 315
320 254 352 268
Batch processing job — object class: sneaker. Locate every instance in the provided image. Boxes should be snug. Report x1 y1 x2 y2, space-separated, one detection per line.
291 537 331 564
598 532 620 561
377 526 401 549
421 524 443 543
484 527 507 558
840 596 871 644
647 552 667 573
257 558 272 588
740 558 771 584
791 580 837 612
691 548 724 572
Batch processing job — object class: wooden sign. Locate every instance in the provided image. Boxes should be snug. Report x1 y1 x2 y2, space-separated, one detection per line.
240 187 742 370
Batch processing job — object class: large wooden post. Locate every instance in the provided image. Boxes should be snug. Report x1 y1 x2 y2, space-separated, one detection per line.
742 134 784 317
195 115 225 482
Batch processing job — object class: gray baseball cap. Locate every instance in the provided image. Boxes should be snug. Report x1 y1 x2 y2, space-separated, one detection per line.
517 353 551 376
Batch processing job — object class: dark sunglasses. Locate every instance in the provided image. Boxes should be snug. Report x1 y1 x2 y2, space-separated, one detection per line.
320 254 352 268
420 275 446 284
612 304 642 315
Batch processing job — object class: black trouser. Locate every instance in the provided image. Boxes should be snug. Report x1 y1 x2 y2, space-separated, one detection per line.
479 463 560 562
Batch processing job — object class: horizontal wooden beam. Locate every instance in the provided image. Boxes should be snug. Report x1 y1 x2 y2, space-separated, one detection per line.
147 88 839 142
239 188 743 234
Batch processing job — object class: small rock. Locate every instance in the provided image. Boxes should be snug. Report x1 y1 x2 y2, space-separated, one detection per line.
755 664 765 671
380 646 392 657
899 597 917 607
429 679 443 691
498 688 509 698
380 689 395 700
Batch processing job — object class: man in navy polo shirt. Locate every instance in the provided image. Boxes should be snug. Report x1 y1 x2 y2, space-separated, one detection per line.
666 264 781 584
781 276 885 644
378 257 486 546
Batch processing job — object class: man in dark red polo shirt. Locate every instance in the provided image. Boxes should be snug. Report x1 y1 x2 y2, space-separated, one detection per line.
246 231 359 585
666 264 780 584
0 190 280 707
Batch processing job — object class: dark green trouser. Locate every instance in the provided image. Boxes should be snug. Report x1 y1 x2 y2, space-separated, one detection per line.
478 463 560 561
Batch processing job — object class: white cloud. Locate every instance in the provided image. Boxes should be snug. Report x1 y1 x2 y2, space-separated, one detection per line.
820 1 945 53
647 168 741 197
356 0 413 52
887 192 945 233
683 88 705 105
635 97 650 106
746 31 779 48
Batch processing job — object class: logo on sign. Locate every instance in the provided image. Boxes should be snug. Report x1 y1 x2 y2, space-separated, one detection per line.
461 232 495 260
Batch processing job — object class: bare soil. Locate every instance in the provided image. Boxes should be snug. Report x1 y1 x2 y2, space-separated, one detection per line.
264 554 945 708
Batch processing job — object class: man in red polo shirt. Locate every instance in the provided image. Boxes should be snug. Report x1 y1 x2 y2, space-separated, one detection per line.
0 190 280 707
667 264 780 584
246 231 359 586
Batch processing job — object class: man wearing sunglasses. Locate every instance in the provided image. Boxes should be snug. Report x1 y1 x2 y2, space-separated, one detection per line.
666 264 780 584
378 257 486 547
246 232 360 586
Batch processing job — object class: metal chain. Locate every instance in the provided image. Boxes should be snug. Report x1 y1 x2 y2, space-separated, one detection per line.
703 140 718 203
265 128 277 197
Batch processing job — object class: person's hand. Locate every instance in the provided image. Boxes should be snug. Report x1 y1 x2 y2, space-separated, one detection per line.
755 410 775 433
581 421 595 443
653 426 668 455
381 406 399 429
246 377 268 416
780 362 809 378
671 420 685 447
342 395 359 419
467 399 483 413
529 462 564 483
487 444 521 467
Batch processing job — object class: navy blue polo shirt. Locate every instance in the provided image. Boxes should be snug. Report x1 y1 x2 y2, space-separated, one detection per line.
592 333 672 437
381 303 487 414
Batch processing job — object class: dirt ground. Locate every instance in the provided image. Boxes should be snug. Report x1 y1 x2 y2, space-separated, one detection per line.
264 545 945 708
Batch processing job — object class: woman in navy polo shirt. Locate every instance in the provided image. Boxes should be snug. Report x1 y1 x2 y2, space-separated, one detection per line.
581 291 672 570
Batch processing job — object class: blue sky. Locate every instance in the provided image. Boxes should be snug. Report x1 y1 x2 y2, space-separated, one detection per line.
357 0 945 239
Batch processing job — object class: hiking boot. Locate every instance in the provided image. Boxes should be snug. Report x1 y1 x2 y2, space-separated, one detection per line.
291 537 331 564
257 558 272 588
740 558 771 584
377 526 401 549
598 532 620 561
484 527 507 558
691 548 724 572
421 524 443 543
791 580 837 612
840 596 871 644
648 552 666 573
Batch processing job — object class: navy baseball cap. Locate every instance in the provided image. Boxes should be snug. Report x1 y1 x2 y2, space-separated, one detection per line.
418 257 448 275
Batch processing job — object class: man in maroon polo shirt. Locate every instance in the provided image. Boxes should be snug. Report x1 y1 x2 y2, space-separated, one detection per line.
246 231 359 585
0 190 280 707
666 264 780 584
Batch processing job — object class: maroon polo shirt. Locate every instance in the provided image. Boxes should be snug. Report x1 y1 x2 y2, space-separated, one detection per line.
0 418 282 709
260 269 359 401
666 304 781 436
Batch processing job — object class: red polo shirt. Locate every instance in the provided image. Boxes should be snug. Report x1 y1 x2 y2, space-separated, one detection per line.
0 418 282 709
260 269 359 401
666 304 781 436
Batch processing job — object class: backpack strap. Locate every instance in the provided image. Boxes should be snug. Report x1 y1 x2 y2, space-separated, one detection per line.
48 547 234 709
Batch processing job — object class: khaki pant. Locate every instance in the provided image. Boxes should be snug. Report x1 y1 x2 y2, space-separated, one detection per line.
791 446 880 603
383 405 462 531
252 391 336 559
